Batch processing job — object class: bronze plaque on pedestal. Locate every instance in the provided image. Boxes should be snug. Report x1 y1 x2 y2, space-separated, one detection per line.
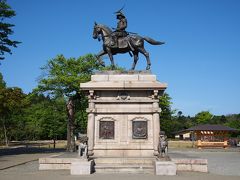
99 121 114 139
132 121 148 139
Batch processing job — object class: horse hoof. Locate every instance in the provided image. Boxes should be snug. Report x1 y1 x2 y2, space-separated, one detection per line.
99 62 105 67
146 65 151 70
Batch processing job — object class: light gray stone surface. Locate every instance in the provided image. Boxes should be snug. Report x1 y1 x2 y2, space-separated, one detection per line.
94 157 155 174
169 149 240 176
39 157 88 170
172 158 208 172
80 72 167 90
155 161 176 175
80 72 167 158
70 160 93 175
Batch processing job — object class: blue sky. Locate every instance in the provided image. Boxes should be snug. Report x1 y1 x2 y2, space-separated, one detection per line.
1 0 240 116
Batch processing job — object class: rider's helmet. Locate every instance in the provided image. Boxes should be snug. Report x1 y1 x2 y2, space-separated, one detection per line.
115 11 125 19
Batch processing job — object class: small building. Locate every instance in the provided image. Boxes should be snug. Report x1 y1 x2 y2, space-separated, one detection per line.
174 130 191 140
175 124 238 149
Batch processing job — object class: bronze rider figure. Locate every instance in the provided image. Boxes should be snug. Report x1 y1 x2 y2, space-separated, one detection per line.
111 10 128 47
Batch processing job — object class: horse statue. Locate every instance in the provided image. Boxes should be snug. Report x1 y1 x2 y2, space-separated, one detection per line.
92 22 164 70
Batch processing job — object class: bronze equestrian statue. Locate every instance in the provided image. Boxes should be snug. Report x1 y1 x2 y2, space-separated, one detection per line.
92 10 164 70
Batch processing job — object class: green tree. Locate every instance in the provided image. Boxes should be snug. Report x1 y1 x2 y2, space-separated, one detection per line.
209 115 227 125
0 86 26 146
36 54 99 151
225 114 240 131
23 93 67 142
0 0 20 60
195 111 213 125
0 72 6 88
159 93 175 137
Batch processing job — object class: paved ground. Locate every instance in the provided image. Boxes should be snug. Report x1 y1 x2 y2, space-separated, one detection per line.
0 147 240 180
1 162 240 180
169 148 240 176
0 147 64 170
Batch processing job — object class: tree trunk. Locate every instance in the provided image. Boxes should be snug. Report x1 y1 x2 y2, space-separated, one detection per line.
53 138 56 149
2 119 9 147
66 98 76 152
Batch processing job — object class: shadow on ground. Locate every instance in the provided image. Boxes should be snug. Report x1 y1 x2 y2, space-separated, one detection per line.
0 147 65 157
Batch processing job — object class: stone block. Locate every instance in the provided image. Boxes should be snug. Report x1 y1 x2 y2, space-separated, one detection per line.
191 164 208 172
108 74 139 81
39 163 70 170
139 74 156 81
176 164 191 171
155 161 176 175
70 160 93 175
172 158 208 172
91 75 109 82
190 159 208 164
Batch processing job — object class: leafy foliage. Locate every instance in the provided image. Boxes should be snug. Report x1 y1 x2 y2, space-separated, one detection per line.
36 54 99 97
99 65 126 72
225 114 240 131
159 93 175 137
0 85 27 145
0 0 20 60
36 54 99 151
36 54 100 132
22 93 67 140
0 72 6 88
195 111 213 124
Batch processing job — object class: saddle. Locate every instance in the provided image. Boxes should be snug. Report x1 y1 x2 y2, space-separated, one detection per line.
117 37 129 48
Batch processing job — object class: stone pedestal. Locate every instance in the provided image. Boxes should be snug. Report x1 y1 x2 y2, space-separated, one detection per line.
155 161 177 175
80 71 167 158
70 160 93 175
172 158 208 172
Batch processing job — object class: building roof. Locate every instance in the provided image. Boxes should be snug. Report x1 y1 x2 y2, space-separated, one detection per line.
174 124 238 135
187 124 238 131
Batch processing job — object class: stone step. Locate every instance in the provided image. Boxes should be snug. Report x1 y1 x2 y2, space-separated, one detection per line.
93 157 155 174
94 157 155 165
94 164 154 174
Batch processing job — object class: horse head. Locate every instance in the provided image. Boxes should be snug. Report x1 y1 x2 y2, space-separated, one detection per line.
93 22 100 39
92 23 112 41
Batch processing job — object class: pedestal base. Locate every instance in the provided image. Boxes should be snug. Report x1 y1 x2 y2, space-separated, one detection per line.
155 161 177 175
70 160 93 175
80 71 167 158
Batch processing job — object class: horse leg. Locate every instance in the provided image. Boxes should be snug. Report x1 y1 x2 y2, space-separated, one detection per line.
138 47 151 70
106 48 115 70
131 51 139 70
96 50 106 66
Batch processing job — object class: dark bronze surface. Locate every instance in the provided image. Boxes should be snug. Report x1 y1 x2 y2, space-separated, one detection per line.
92 10 164 70
132 121 148 139
99 121 114 139
119 91 128 100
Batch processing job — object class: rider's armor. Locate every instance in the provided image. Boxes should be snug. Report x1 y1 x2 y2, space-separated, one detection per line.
111 12 128 47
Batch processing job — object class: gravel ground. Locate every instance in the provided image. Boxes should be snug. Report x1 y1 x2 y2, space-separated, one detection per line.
0 148 240 180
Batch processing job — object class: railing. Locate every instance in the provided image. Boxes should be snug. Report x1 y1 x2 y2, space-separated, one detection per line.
196 140 228 149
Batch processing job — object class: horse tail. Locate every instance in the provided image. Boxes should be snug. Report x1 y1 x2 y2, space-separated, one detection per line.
143 37 165 45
